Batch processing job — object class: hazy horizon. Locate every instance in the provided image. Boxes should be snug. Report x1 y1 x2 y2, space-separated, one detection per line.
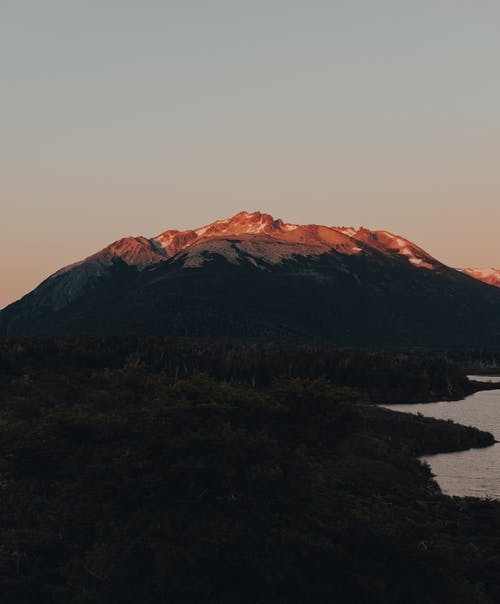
2 1 499 308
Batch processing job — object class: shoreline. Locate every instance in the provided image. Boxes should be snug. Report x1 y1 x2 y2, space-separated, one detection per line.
376 375 500 407
376 379 500 457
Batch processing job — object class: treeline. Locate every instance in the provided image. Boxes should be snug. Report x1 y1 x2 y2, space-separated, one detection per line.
0 336 491 402
442 348 500 373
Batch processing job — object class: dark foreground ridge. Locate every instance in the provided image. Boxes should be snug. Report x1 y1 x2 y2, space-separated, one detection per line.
1 338 500 603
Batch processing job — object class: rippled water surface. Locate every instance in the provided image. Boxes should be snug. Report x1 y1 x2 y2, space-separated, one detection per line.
383 376 500 499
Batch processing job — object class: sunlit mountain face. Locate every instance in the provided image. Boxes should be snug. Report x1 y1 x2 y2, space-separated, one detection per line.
151 211 443 269
460 268 500 288
1 211 499 346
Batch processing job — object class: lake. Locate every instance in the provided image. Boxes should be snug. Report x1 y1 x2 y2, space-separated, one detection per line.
382 376 500 499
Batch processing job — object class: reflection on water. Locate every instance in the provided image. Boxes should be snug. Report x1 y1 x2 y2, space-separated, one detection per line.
382 376 500 499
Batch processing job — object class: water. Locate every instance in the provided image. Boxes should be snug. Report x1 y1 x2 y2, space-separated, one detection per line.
382 376 500 499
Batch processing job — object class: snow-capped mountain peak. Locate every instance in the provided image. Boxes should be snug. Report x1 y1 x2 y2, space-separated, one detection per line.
153 211 285 255
150 211 441 270
3 210 500 342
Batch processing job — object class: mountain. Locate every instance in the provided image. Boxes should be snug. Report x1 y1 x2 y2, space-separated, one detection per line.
1 211 500 346
460 268 500 288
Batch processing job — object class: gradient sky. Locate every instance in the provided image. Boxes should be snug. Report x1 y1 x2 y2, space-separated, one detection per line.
2 1 499 308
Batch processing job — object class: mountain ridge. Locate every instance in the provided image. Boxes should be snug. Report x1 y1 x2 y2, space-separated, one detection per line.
1 211 499 345
461 267 500 288
9 211 496 300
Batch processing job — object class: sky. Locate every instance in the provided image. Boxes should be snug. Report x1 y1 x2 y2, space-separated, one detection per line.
1 0 499 308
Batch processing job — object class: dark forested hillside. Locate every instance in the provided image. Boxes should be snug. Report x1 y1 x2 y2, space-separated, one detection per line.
0 339 499 603
2 249 500 348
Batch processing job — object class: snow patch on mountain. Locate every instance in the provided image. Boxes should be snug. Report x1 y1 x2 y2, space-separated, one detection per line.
460 268 500 288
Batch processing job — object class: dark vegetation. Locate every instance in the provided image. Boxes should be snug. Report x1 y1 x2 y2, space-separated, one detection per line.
1 337 496 402
0 338 499 603
2 252 500 348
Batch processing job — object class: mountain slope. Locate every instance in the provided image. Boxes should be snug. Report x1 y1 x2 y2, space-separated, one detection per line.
461 268 500 288
1 211 500 346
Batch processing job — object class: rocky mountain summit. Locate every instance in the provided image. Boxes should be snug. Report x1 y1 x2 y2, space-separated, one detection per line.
1 211 499 345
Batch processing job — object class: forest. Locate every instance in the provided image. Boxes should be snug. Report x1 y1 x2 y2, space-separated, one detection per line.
0 337 500 603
